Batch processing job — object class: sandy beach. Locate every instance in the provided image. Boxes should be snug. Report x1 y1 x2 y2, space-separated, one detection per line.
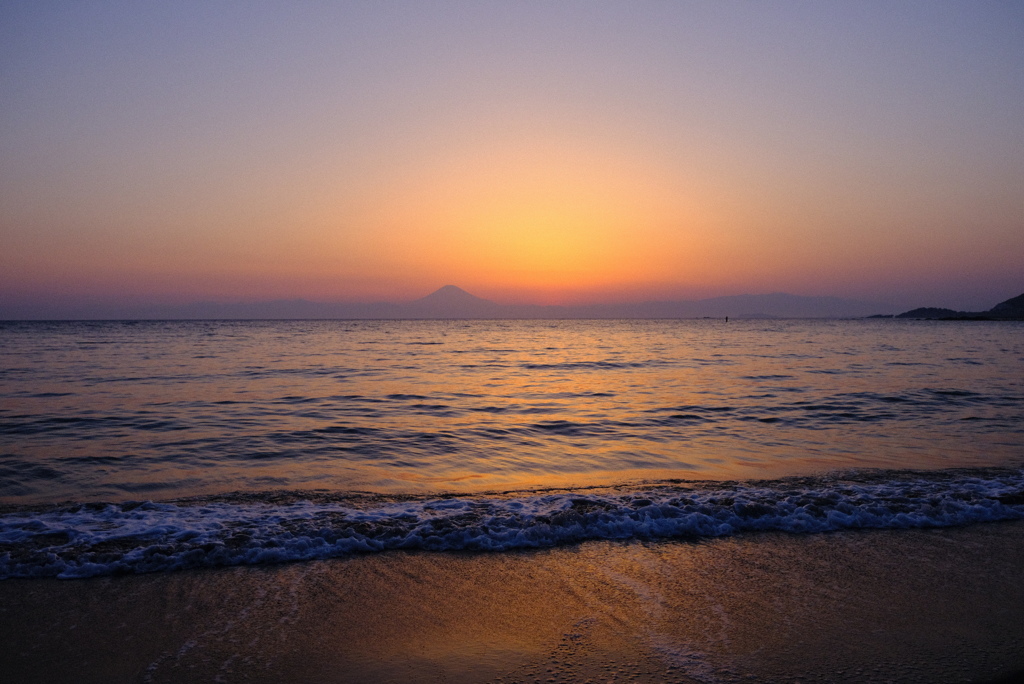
3 521 1023 683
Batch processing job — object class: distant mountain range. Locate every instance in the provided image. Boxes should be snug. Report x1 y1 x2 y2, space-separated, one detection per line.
115 285 893 320
893 292 1024 320
8 286 1022 321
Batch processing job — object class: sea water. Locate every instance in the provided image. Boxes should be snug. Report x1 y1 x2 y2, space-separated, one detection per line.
1 318 1022 578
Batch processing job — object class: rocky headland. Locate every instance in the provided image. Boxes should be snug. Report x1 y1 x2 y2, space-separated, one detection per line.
895 292 1024 320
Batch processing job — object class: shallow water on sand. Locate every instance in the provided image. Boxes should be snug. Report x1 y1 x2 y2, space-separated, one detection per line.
3 522 1023 683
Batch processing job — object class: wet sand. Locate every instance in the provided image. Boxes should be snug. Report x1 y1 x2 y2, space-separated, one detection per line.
2 522 1024 683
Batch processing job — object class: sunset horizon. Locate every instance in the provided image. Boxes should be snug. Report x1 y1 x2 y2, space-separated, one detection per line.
2 4 1023 682
3 2 1022 318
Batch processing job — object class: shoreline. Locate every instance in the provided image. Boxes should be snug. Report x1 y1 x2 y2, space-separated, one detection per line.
3 521 1024 683
5 466 1024 580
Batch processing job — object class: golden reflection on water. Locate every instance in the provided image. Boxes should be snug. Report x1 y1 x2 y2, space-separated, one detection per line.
2 319 1022 502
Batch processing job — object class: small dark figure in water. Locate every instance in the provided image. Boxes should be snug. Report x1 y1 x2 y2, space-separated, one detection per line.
726 316 728 322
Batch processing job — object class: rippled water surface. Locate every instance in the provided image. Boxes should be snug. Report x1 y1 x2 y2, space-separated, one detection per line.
2 319 1022 505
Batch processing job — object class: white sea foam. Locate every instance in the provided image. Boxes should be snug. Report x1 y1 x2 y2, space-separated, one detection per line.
2 468 1023 579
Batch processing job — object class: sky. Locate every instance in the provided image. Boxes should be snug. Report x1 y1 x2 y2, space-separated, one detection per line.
2 1 1023 316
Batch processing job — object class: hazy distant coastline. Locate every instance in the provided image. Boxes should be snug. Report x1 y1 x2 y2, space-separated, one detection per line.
3 285 896 320
5 285 1021 321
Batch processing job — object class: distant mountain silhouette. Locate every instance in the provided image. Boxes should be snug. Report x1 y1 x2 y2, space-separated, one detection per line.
895 292 1024 320
413 285 486 305
408 285 502 317
12 287 1022 321
95 286 891 320
990 292 1024 318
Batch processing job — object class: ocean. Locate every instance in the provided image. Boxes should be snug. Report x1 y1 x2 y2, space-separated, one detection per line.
1 318 1022 579
3 317 1024 683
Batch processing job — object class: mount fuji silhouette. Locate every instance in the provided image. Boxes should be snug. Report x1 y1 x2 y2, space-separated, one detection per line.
408 285 502 317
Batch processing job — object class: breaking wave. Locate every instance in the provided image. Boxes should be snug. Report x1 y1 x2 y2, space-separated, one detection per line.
2 467 1023 579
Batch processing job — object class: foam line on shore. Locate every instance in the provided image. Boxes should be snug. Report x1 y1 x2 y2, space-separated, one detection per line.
2 467 1023 578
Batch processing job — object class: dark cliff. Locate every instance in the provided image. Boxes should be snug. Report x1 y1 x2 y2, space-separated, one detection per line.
895 293 1024 320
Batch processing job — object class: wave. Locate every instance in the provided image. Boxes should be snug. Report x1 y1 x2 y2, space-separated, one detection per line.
2 467 1023 579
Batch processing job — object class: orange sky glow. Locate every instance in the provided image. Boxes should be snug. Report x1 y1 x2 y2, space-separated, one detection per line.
1 2 1022 316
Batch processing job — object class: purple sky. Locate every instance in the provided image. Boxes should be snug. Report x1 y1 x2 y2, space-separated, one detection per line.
2 1 1022 317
